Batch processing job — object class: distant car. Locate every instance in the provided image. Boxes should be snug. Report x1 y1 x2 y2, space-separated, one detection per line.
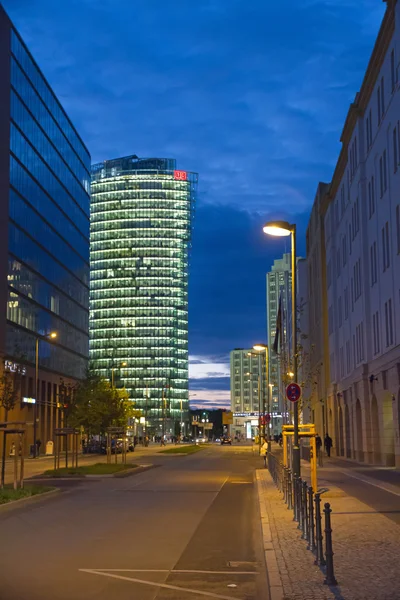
221 437 232 445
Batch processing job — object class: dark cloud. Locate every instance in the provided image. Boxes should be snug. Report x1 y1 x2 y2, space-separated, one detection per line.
190 377 230 391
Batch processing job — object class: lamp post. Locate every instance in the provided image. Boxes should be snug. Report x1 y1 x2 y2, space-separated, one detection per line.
263 220 300 478
33 331 57 458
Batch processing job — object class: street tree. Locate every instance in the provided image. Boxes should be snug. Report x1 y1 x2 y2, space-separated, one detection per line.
67 372 135 437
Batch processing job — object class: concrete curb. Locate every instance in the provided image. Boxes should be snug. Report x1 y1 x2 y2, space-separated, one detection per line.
0 487 61 514
256 470 285 600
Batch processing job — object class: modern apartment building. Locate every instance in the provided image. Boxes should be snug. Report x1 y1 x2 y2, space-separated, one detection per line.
306 0 400 467
90 156 197 436
230 348 267 439
0 5 90 447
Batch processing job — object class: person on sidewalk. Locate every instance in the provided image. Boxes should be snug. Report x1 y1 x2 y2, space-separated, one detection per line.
324 433 333 457
260 438 268 468
36 439 41 456
316 434 323 466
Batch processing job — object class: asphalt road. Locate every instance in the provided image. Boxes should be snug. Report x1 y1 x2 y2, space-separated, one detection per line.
0 445 269 600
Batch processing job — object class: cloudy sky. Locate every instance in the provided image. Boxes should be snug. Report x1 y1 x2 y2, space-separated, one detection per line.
3 0 385 409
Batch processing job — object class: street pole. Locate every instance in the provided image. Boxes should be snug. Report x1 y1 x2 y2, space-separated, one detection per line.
291 224 300 478
258 374 261 454
180 399 183 438
111 368 114 388
33 337 39 458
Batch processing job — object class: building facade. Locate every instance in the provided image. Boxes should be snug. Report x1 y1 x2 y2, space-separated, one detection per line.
230 348 267 439
0 5 90 448
266 253 293 429
90 156 197 436
307 0 400 467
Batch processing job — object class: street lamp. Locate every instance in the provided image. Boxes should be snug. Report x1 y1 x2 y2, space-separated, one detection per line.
263 220 300 477
33 331 57 458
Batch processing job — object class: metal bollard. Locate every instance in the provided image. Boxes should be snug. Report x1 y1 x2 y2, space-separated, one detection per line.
287 470 293 510
302 481 308 539
283 467 287 503
297 478 303 529
314 493 326 566
293 476 298 521
308 486 315 551
323 503 337 585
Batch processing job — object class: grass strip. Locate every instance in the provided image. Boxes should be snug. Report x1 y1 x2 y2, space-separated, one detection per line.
159 444 204 455
0 484 55 505
42 462 137 477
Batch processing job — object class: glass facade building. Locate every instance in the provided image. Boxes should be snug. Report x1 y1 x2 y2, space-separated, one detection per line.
0 5 90 401
90 156 197 434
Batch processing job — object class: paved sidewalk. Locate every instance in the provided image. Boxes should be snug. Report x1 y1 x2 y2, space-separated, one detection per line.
257 468 400 600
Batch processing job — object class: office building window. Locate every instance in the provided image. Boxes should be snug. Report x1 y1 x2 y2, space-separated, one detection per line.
346 340 351 373
354 258 362 300
368 176 375 218
373 311 380 355
394 125 399 172
396 204 400 254
342 234 347 267
338 296 343 328
379 150 387 197
370 241 377 286
336 248 341 278
384 298 394 347
382 222 390 271
344 286 349 320
339 346 344 378
366 109 373 150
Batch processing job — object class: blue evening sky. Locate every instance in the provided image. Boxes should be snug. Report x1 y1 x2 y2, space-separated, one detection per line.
3 0 385 409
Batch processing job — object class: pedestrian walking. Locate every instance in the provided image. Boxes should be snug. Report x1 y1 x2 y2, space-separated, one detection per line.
36 439 41 456
324 433 333 457
316 434 323 466
278 432 283 446
9 442 16 457
260 439 268 468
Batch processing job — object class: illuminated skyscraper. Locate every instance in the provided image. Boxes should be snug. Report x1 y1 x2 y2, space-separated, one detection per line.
90 156 197 435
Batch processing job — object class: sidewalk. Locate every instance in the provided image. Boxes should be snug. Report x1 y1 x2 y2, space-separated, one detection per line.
257 468 400 600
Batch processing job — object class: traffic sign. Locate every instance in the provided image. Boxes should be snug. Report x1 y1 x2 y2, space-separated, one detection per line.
286 383 301 403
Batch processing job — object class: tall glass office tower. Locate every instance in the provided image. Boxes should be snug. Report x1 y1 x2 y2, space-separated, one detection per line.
0 6 90 446
90 156 197 435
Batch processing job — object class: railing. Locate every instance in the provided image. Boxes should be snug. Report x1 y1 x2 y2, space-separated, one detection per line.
267 452 337 586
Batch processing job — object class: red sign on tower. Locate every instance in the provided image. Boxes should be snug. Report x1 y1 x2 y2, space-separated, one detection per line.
174 170 187 181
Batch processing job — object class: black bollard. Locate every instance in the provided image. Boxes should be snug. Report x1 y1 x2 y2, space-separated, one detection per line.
314 493 326 566
302 481 308 540
297 478 303 530
308 486 315 552
287 470 293 510
293 476 298 521
323 503 338 585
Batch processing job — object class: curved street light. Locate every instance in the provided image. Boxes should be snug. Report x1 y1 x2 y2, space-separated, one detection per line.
263 219 300 477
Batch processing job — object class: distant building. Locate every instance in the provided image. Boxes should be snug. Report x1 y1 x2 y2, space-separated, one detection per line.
0 6 90 447
266 254 291 419
306 0 400 467
230 348 266 439
90 156 197 436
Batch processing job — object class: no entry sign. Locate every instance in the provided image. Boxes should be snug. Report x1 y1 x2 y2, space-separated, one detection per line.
286 383 301 403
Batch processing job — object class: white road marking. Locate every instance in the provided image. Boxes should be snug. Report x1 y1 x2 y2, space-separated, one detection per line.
83 568 258 575
341 471 400 497
79 569 246 599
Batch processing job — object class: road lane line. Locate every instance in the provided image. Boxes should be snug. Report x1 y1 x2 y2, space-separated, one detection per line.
340 471 400 497
79 569 245 599
85 569 258 574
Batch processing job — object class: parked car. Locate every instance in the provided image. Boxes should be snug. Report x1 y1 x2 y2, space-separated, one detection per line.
221 437 232 445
